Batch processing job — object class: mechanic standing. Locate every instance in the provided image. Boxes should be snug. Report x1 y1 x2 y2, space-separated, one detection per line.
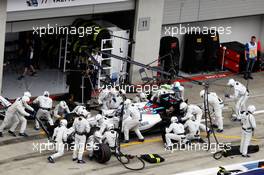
107 89 125 109
72 109 90 163
200 90 224 133
165 116 186 148
244 36 257 80
240 105 256 158
33 91 53 130
0 96 32 137
98 87 111 110
53 101 70 119
226 79 249 120
47 119 68 163
123 99 144 143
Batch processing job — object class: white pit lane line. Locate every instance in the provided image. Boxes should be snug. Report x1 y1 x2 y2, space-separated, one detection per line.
254 110 264 115
175 159 264 175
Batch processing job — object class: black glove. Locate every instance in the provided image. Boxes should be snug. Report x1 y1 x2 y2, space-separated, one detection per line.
240 111 245 115
225 94 230 98
49 139 56 143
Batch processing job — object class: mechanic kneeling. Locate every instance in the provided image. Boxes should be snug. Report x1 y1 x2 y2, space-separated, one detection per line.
165 116 186 149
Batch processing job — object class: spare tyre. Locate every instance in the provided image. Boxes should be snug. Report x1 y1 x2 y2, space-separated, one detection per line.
93 143 112 163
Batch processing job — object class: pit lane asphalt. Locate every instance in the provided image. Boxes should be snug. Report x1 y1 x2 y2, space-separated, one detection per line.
0 72 264 175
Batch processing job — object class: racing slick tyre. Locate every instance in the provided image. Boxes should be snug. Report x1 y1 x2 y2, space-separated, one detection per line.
64 113 78 127
93 143 112 163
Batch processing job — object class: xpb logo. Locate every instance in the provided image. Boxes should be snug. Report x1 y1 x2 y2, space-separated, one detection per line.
26 0 39 7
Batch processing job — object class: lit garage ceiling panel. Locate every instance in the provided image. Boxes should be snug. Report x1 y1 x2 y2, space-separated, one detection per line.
7 0 129 12
6 0 135 22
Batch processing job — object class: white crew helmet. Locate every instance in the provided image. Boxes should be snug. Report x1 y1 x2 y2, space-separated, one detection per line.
60 119 68 126
75 106 86 116
94 131 103 139
24 91 32 98
227 79 236 86
200 90 205 98
43 91 50 97
107 123 115 130
139 92 147 99
80 109 90 118
170 116 178 123
21 96 30 104
180 102 188 111
59 101 67 109
110 88 118 96
95 114 103 121
191 115 196 121
247 105 256 114
173 81 181 88
124 99 132 108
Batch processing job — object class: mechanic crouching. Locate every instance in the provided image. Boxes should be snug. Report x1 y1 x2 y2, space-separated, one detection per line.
33 91 53 130
184 115 204 143
102 123 119 153
123 99 144 143
72 109 90 164
165 116 186 149
53 101 70 119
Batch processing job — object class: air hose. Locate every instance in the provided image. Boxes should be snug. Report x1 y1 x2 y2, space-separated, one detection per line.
113 97 146 171
114 152 145 171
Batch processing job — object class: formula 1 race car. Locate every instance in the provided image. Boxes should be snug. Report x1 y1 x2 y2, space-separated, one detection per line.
0 96 12 120
217 161 264 175
100 101 164 132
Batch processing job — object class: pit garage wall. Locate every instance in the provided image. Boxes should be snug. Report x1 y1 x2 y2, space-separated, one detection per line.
130 0 165 84
0 0 7 94
161 15 264 68
261 15 264 53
